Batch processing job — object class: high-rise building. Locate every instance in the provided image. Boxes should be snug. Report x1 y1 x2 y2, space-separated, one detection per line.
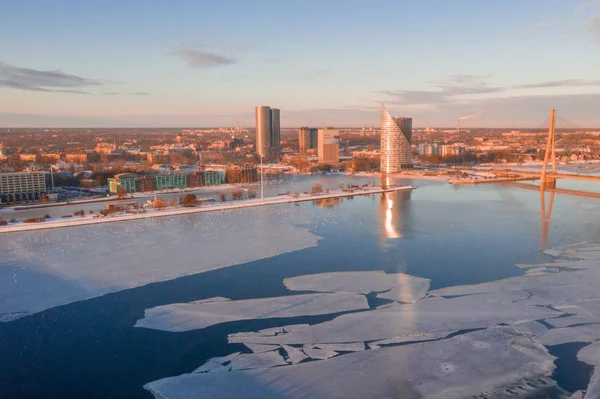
380 103 412 173
270 108 280 156
318 127 340 164
298 127 318 153
255 105 280 157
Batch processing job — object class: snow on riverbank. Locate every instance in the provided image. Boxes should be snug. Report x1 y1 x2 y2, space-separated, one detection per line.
0 186 413 234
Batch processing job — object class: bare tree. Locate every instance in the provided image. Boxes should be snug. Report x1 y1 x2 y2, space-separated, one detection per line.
218 192 226 202
153 198 167 210
232 189 244 200
180 193 198 206
116 187 128 199
311 183 323 195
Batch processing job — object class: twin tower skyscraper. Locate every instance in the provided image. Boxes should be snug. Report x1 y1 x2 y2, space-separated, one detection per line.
255 106 280 158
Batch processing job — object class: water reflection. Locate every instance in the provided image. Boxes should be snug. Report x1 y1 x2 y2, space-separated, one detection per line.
540 189 555 249
313 198 341 208
379 190 412 241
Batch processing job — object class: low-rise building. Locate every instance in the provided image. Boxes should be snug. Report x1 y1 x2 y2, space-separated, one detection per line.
202 170 221 186
136 175 156 192
155 173 188 190
108 173 138 194
0 171 47 203
225 164 258 184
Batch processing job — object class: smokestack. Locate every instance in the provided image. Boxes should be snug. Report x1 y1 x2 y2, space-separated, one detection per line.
457 119 461 134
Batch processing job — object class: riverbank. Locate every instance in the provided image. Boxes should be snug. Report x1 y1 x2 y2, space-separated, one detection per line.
0 186 414 234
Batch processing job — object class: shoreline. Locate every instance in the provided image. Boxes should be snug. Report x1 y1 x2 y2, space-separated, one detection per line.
0 186 414 234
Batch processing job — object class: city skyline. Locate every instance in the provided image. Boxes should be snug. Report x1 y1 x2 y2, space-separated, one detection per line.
2 1 600 128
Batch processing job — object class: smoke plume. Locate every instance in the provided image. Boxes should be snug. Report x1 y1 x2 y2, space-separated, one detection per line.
458 110 483 120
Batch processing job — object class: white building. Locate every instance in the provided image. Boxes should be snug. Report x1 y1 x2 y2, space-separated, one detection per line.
318 128 340 164
380 103 412 172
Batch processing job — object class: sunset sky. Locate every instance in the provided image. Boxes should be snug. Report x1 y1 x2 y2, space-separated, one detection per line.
2 0 600 128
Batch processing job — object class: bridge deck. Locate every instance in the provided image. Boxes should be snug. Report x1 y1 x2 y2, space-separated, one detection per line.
490 170 600 182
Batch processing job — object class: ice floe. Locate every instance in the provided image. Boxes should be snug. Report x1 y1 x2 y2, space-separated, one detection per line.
135 293 369 332
283 271 430 301
144 327 557 399
243 344 281 354
0 206 320 322
281 345 308 364
302 347 338 360
375 279 430 303
312 342 365 352
144 241 600 398
577 341 600 399
230 351 288 371
225 292 557 346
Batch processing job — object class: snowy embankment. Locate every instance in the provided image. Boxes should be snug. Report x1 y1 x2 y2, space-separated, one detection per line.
0 186 413 234
142 242 600 399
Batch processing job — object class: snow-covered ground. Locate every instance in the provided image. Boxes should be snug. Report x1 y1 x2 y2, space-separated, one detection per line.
143 241 600 399
0 186 413 234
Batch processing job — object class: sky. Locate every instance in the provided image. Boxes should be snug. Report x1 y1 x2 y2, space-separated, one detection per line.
1 0 600 128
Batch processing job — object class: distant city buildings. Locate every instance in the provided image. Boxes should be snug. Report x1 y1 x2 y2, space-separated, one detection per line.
417 143 466 157
380 103 412 173
107 170 222 194
298 127 318 154
255 105 281 157
318 128 340 164
0 171 47 204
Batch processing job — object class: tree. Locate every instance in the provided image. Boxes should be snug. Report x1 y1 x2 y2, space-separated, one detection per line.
232 189 244 200
153 198 167 210
311 183 323 194
116 187 128 199
247 190 257 199
338 182 345 191
169 197 178 207
180 193 198 206
218 192 226 202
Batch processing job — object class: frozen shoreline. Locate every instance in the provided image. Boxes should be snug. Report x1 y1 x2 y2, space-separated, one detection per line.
0 186 414 234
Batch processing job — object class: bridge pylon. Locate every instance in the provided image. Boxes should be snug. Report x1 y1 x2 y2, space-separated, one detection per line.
540 109 557 191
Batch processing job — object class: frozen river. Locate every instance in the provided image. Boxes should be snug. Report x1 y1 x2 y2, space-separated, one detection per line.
1 175 600 398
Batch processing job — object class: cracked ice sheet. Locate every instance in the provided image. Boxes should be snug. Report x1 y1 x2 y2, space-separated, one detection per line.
578 342 600 399
536 324 600 346
313 342 365 352
302 347 337 360
0 206 320 322
135 293 369 332
227 291 557 346
144 327 557 399
283 271 430 300
230 351 288 371
376 278 430 303
281 345 307 364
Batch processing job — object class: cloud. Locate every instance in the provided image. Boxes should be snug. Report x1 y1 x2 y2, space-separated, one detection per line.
382 75 600 106
299 69 330 80
103 92 119 95
576 1 600 15
170 49 236 68
588 13 600 40
0 62 101 93
129 92 150 96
